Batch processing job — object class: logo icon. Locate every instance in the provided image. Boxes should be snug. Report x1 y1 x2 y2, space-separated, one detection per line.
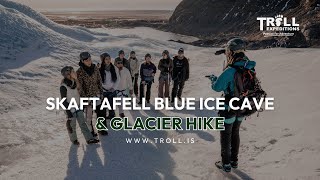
257 15 300 37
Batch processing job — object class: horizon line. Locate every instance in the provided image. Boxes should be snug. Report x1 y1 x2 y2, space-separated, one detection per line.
39 8 176 13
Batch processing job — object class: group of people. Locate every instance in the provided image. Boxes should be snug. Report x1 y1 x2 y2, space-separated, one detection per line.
60 48 190 143
60 37 258 174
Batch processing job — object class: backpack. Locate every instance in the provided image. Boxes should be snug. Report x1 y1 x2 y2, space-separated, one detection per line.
231 64 267 117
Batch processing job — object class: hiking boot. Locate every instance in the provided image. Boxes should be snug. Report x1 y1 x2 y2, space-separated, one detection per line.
178 96 182 101
91 131 98 137
146 100 150 104
87 139 100 144
138 101 142 105
120 113 125 118
72 140 80 145
99 130 108 136
215 161 231 172
231 161 238 169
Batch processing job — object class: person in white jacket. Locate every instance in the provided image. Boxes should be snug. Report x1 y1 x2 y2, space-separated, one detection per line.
99 53 120 135
115 58 133 118
128 51 140 97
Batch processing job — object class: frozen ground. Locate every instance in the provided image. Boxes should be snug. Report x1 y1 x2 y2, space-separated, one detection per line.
1 0 320 179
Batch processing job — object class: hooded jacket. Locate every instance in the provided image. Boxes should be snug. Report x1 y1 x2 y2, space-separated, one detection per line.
212 58 256 124
158 58 173 78
129 57 140 77
116 67 133 92
140 62 157 82
172 56 189 81
212 58 256 95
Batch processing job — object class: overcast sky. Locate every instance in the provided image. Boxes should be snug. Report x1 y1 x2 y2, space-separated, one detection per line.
15 0 182 11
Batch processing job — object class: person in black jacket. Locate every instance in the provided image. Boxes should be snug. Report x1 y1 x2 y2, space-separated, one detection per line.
139 53 157 104
171 48 189 103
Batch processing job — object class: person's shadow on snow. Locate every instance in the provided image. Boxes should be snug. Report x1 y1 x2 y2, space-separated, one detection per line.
64 106 252 180
65 144 105 180
64 110 178 180
98 109 178 180
65 145 79 180
153 101 216 142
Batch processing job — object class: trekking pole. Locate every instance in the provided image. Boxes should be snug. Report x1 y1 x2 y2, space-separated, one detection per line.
222 60 226 97
223 60 226 71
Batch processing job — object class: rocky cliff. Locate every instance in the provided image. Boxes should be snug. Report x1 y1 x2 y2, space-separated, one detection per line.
168 0 320 48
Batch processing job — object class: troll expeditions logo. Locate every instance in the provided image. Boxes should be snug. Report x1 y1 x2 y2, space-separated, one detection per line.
257 15 300 37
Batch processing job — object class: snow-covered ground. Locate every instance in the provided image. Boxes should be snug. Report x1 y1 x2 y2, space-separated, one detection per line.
1 0 320 179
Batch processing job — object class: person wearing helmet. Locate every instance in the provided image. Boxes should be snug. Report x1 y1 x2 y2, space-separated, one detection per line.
211 38 256 172
76 52 104 137
60 66 99 145
138 53 157 104
98 53 120 135
158 50 173 99
128 51 140 97
114 50 131 73
171 48 189 103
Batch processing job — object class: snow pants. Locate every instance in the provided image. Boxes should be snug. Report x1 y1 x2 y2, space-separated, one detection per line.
140 81 152 102
171 79 185 99
84 104 105 134
158 76 170 98
68 111 93 142
132 74 139 96
220 117 242 165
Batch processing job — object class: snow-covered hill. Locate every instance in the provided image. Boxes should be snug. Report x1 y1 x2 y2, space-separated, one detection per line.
1 1 320 179
0 0 96 41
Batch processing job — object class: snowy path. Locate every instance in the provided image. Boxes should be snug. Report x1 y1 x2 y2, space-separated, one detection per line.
2 47 320 180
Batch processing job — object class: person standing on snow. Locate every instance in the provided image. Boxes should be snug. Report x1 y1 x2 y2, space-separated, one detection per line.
171 48 189 103
158 50 173 99
114 50 131 73
60 66 99 145
98 53 120 135
211 38 256 172
128 51 140 97
76 52 104 137
139 53 157 104
114 58 133 118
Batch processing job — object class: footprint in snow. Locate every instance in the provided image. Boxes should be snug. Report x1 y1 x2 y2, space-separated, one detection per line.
268 139 277 145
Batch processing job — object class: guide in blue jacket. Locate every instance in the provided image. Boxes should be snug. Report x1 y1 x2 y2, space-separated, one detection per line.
211 38 255 172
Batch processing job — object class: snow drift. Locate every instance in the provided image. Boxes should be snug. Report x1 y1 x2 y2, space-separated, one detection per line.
0 0 96 41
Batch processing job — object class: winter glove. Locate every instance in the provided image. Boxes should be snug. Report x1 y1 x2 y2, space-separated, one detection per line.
66 119 73 134
70 108 76 114
210 75 218 82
